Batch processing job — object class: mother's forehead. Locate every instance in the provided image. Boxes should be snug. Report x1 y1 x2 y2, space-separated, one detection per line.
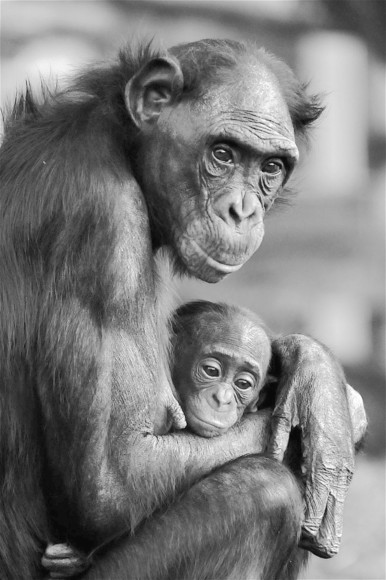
199 61 293 132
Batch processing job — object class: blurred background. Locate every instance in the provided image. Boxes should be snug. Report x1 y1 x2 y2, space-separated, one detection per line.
0 1 385 578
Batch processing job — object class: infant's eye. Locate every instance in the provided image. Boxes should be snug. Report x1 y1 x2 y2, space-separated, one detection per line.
203 365 220 378
235 378 252 389
262 158 285 175
234 372 255 390
212 146 233 164
200 358 222 379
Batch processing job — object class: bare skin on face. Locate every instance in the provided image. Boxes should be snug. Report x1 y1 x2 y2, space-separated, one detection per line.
172 302 272 438
137 59 299 283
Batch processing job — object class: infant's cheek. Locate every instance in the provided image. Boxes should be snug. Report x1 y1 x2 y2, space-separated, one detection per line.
237 405 246 419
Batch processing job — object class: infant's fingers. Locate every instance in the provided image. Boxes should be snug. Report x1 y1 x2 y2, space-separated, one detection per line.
41 556 87 575
42 543 90 578
44 544 76 559
169 398 187 430
266 414 291 462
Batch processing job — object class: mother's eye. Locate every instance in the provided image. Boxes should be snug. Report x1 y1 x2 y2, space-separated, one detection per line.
262 158 285 176
212 145 234 164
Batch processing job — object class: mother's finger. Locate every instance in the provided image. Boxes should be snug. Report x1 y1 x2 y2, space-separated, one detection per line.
266 414 292 461
300 466 332 547
315 482 346 557
300 465 353 557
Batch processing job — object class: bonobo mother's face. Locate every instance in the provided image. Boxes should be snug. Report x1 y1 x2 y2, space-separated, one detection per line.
138 59 299 282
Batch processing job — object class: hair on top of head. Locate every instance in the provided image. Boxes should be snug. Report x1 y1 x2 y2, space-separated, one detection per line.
170 38 324 139
171 301 273 371
255 48 324 139
3 41 162 133
174 299 233 321
4 38 322 143
172 299 269 337
169 39 246 95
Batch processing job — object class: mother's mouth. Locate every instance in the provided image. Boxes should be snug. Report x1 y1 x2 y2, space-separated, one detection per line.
204 254 243 274
191 241 245 274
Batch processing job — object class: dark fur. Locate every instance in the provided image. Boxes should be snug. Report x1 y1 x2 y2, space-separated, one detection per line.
84 456 308 580
0 40 320 579
169 39 323 137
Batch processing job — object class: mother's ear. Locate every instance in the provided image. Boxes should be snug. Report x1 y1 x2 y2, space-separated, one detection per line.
125 56 184 129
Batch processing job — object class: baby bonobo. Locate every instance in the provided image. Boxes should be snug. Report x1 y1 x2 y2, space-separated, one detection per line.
171 300 272 438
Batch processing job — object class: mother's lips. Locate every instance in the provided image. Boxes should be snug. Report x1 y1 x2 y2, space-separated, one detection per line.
190 240 246 273
204 254 244 274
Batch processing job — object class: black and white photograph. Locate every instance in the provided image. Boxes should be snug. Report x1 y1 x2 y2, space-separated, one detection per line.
0 1 385 579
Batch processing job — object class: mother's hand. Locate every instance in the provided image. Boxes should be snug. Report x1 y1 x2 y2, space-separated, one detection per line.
267 334 366 558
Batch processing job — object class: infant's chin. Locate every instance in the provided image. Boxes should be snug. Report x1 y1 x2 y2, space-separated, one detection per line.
188 416 229 438
193 425 223 438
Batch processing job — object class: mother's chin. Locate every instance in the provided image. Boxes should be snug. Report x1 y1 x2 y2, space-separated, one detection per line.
178 236 263 283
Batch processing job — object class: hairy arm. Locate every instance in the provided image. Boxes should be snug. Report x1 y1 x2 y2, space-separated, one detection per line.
37 178 272 544
38 295 271 544
93 327 272 537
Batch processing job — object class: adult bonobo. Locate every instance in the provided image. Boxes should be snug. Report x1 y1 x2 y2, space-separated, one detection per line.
0 39 366 580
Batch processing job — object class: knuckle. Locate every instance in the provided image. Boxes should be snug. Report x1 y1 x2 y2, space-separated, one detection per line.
300 536 338 559
300 523 341 558
266 447 282 461
314 537 341 558
302 519 321 539
271 412 291 428
266 440 286 462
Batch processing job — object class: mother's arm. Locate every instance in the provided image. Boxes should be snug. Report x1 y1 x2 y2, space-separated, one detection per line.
267 334 367 558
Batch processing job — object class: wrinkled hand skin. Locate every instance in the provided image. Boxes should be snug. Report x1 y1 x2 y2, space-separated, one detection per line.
267 334 365 559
